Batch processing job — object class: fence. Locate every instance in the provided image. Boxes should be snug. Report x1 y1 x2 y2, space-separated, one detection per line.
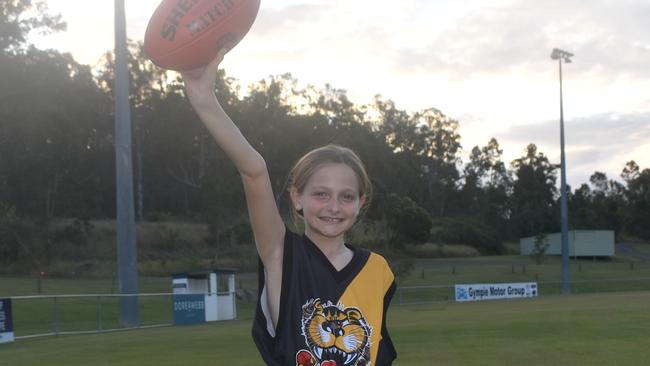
397 257 650 296
5 259 650 340
9 292 235 340
394 277 650 305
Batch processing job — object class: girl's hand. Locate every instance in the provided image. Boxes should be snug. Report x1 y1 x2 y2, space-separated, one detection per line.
181 48 228 110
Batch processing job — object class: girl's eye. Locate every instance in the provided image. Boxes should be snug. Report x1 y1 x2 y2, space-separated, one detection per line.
342 194 355 202
314 192 328 198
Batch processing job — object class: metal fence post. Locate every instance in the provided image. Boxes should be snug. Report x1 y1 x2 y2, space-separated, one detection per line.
53 296 59 335
97 295 103 331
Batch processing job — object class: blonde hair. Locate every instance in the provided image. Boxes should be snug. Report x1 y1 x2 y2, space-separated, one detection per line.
288 144 372 223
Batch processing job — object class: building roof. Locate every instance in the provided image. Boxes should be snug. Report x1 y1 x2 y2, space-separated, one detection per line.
172 267 239 279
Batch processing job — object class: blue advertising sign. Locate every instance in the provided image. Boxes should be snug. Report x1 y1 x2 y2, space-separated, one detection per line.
173 294 205 325
0 298 14 343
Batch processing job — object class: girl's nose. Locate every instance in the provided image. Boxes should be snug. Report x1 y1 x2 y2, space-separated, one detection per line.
327 199 341 213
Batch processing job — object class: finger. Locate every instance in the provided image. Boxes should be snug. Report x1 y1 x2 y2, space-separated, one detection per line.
204 48 229 74
216 47 228 59
180 48 228 81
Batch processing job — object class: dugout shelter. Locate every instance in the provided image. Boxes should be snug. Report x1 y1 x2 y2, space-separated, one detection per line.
172 268 237 324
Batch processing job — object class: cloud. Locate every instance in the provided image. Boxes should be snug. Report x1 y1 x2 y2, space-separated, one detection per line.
253 3 329 39
388 0 650 80
497 111 650 184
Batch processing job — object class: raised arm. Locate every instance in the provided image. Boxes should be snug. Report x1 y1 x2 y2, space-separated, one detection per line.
181 50 284 327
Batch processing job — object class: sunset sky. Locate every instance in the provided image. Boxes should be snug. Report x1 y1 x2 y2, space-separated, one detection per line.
29 0 650 187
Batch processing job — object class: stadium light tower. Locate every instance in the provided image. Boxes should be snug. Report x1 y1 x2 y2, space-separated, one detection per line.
551 48 573 295
115 0 139 326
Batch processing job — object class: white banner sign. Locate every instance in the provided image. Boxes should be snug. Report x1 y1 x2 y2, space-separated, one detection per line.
455 282 538 302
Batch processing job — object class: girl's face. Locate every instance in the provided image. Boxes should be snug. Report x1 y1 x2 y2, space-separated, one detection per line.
291 163 365 243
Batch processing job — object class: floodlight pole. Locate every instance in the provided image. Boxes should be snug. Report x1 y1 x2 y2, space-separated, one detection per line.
551 48 572 295
115 0 139 326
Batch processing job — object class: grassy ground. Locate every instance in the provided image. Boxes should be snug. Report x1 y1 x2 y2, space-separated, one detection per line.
2 291 649 365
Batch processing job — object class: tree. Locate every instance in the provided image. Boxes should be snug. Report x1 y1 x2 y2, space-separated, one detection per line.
382 194 432 248
587 172 625 232
430 216 503 254
510 144 558 237
531 232 549 264
0 0 65 55
0 48 113 218
413 108 462 217
370 97 427 201
374 97 422 154
461 138 511 239
95 40 170 220
462 138 509 201
621 160 640 184
0 203 21 264
624 166 650 239
569 183 597 229
312 83 366 128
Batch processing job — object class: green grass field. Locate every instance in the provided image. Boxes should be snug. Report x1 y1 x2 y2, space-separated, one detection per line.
2 291 649 365
2 255 650 364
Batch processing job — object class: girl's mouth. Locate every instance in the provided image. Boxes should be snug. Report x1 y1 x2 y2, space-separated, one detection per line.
319 217 343 223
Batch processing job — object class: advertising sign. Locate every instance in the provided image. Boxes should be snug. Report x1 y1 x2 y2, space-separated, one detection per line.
173 294 206 325
455 282 538 302
0 298 14 343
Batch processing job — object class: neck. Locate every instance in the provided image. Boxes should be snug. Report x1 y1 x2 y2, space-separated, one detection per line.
304 229 348 259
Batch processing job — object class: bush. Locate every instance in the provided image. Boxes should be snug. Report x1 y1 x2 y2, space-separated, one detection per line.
387 255 415 283
0 203 21 264
531 233 549 264
384 194 432 247
430 217 504 254
347 221 390 251
404 243 479 258
51 218 94 261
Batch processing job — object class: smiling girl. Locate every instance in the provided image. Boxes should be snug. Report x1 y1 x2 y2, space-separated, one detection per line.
182 50 396 366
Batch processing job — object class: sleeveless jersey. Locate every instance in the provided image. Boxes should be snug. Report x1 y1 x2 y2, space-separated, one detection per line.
252 229 397 366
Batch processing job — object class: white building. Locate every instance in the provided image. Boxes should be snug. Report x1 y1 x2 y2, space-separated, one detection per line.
520 230 615 257
172 268 237 324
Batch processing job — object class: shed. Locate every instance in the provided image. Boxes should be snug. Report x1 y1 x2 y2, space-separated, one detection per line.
172 268 238 325
520 230 615 257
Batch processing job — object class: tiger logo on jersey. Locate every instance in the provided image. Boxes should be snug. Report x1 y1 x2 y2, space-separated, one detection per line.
297 298 372 366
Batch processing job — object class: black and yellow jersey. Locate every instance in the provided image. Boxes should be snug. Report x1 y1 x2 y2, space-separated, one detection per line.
252 228 397 366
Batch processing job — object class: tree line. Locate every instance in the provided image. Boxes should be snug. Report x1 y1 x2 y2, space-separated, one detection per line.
1 1 649 268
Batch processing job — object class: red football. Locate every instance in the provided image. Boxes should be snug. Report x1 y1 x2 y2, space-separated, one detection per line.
144 0 261 71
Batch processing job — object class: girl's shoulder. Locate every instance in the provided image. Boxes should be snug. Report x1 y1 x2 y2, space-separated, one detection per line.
358 249 395 280
368 250 391 267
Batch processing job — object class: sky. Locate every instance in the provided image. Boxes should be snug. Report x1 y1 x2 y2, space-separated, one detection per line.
29 0 650 187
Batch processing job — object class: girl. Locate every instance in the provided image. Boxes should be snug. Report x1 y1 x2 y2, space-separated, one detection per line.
182 50 397 366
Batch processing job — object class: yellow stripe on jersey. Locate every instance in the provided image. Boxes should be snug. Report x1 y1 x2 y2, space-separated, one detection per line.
338 252 394 363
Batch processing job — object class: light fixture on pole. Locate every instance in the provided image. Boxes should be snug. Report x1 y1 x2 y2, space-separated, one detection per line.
551 47 573 295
